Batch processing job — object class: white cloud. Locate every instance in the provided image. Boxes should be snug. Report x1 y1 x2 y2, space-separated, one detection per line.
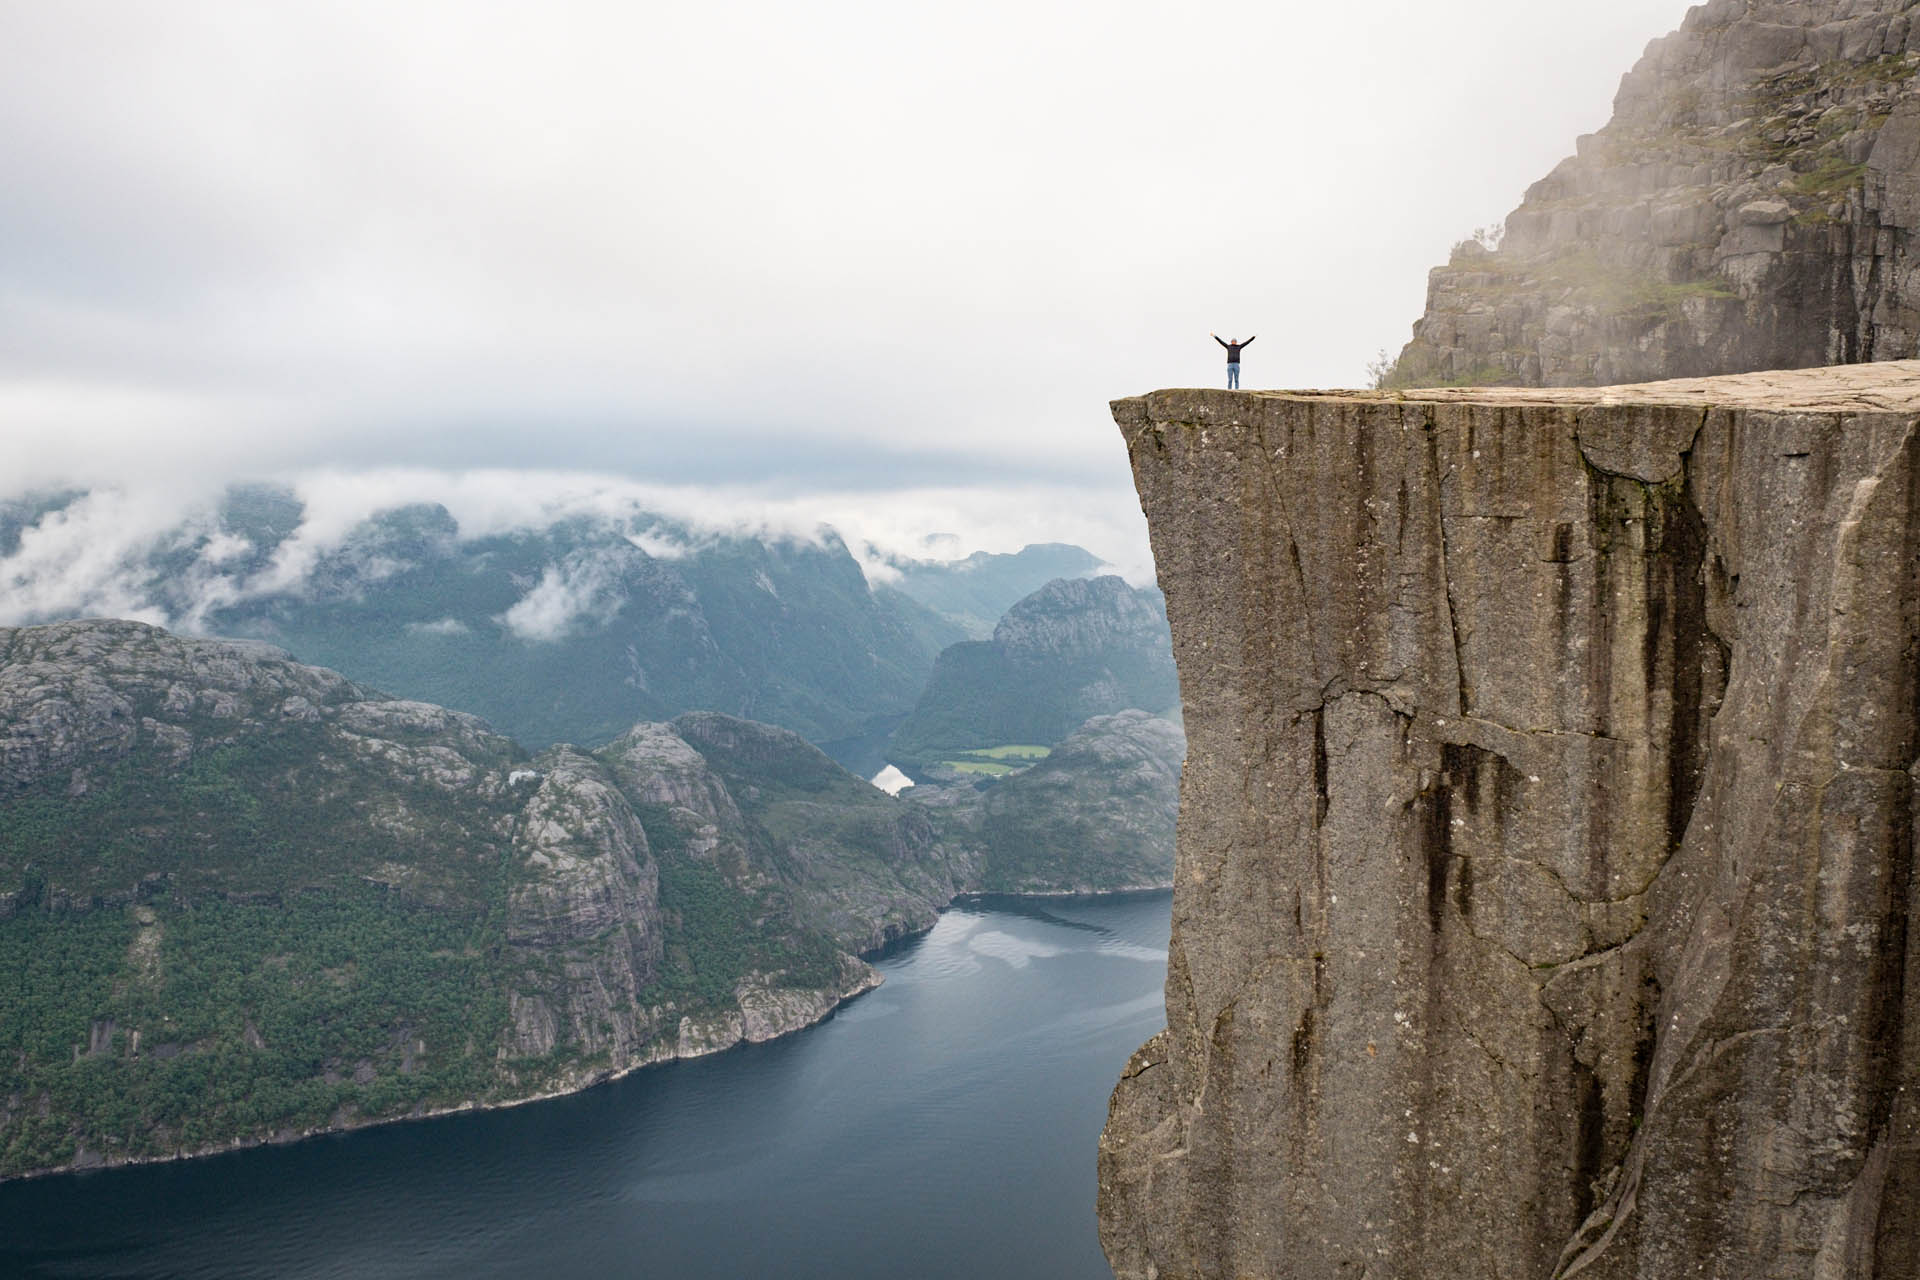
0 466 1156 633
199 531 255 566
0 486 222 628
404 617 470 636
494 548 632 643
266 468 1154 582
627 526 693 560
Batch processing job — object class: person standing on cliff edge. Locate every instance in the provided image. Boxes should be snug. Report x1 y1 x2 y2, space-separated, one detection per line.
1212 333 1254 389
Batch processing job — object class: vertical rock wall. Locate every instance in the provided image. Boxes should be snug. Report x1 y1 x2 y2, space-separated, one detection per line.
504 748 664 1066
1392 0 1920 388
1099 365 1920 1279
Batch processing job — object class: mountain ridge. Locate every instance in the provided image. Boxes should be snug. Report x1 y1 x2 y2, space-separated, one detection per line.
889 575 1178 771
0 618 1178 1180
1386 0 1920 389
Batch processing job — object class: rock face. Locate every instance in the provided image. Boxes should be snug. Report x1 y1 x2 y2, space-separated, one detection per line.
0 620 678 1173
1098 366 1920 1279
1390 0 1920 389
501 748 663 1065
660 711 981 954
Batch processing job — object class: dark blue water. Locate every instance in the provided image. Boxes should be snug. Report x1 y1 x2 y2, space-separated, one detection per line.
1 893 1170 1280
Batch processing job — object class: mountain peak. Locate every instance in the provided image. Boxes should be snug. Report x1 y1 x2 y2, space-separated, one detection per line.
1385 0 1920 388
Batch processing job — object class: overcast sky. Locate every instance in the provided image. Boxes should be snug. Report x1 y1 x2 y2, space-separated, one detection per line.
0 0 1692 569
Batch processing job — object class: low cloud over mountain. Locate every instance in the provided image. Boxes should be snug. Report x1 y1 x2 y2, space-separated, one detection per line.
0 469 1152 640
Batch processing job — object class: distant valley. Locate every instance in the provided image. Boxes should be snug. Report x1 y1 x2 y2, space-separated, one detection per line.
889 575 1178 776
1 488 1143 758
0 489 1182 1180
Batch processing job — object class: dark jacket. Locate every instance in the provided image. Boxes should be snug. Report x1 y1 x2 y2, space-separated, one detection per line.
1214 335 1255 362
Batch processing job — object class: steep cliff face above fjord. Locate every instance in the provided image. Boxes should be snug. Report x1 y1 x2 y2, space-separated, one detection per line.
1098 364 1920 1279
1392 0 1920 388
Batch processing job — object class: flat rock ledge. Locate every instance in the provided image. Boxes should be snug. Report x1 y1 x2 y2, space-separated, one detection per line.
1100 362 1920 1280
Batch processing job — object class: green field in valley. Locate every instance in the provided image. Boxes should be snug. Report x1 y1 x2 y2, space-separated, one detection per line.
939 745 1051 775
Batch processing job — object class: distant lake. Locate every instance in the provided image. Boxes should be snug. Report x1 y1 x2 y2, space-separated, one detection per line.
2 893 1171 1280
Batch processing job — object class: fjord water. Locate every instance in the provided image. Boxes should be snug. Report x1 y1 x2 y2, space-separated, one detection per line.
3 893 1170 1280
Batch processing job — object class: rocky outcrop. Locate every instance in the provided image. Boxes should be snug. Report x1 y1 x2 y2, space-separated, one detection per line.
0 625 909 1179
2 622 355 791
671 966 884 1058
991 575 1166 657
917 710 1185 893
1099 365 1920 1279
1390 0 1920 389
641 711 981 954
503 749 662 1066
599 721 745 832
889 575 1178 767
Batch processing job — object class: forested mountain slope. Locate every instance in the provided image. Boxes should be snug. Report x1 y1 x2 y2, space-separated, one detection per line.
0 619 1178 1180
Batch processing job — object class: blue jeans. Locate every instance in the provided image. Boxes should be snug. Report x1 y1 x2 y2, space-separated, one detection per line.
1227 362 1240 389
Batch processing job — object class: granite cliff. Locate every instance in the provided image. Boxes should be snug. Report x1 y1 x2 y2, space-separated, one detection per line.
1098 364 1920 1278
1390 0 1920 389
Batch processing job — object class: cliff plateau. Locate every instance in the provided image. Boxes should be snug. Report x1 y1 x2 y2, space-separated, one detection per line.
1099 364 1920 1279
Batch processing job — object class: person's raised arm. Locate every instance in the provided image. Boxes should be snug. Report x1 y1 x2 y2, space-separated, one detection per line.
1241 336 1256 348
1213 334 1229 349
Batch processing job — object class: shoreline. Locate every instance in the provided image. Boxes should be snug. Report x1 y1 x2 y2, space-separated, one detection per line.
7 967 885 1187
951 882 1173 903
4 886 1164 1186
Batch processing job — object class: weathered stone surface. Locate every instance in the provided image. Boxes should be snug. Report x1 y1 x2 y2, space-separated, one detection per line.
1387 0 1920 390
672 965 883 1059
1099 364 1920 1279
504 748 662 1064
